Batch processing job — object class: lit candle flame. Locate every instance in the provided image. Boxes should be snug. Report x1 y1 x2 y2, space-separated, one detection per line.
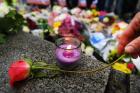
64 45 74 57
67 45 72 50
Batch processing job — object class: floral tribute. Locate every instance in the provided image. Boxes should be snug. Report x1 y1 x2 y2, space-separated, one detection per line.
2 3 139 87
58 16 86 41
8 54 133 88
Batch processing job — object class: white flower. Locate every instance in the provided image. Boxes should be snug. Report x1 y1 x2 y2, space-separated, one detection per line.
53 6 62 14
54 28 59 34
85 46 94 56
81 43 85 52
31 29 44 39
54 13 68 22
62 7 69 13
23 26 30 33
118 21 128 30
132 56 140 72
71 8 81 15
0 3 10 18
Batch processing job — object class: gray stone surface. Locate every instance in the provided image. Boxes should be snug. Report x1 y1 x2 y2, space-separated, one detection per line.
105 69 130 93
0 32 110 93
130 74 140 93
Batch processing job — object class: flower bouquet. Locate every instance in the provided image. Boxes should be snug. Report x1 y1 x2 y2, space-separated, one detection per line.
52 13 94 56
0 9 25 44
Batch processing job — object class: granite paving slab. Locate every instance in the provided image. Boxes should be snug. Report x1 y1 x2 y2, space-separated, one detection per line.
105 69 130 93
0 32 110 93
130 74 140 93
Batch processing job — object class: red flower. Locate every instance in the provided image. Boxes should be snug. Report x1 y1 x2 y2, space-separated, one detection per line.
99 11 108 16
8 60 30 87
127 63 135 71
26 18 38 30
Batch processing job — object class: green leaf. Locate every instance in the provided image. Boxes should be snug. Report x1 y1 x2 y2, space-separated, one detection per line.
5 0 13 6
0 10 25 38
0 33 7 44
5 10 16 19
33 62 48 67
24 58 33 66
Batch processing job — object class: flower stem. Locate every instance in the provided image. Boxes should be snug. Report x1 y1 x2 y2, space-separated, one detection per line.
31 54 126 75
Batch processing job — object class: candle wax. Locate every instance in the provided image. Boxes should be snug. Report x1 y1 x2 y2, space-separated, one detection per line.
56 44 81 65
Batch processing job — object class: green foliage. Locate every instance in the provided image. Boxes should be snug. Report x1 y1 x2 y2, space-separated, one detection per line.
108 49 121 63
37 19 54 33
0 10 25 44
5 0 13 6
0 33 7 44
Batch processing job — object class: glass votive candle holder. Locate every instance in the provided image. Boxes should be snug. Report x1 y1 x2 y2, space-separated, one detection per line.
55 37 81 70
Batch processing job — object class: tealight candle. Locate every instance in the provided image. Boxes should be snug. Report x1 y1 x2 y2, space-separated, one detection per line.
55 37 81 70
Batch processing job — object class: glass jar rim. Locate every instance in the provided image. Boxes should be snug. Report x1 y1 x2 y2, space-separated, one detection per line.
55 36 81 50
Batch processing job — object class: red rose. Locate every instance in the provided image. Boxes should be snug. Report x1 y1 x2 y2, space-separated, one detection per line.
127 63 135 71
8 60 30 87
8 58 62 87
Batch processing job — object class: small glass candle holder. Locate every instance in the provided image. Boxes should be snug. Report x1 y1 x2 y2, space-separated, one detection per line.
55 37 81 70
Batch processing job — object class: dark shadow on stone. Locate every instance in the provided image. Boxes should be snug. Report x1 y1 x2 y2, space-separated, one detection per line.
104 68 130 93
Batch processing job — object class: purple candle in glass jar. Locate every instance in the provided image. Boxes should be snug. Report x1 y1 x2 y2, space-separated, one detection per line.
55 37 81 69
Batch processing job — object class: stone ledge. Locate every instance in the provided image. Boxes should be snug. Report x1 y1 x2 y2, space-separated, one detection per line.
0 32 110 93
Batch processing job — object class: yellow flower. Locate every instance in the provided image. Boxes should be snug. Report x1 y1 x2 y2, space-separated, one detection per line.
111 22 128 34
112 63 132 74
53 21 62 28
92 9 99 16
93 17 99 22
111 24 120 34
